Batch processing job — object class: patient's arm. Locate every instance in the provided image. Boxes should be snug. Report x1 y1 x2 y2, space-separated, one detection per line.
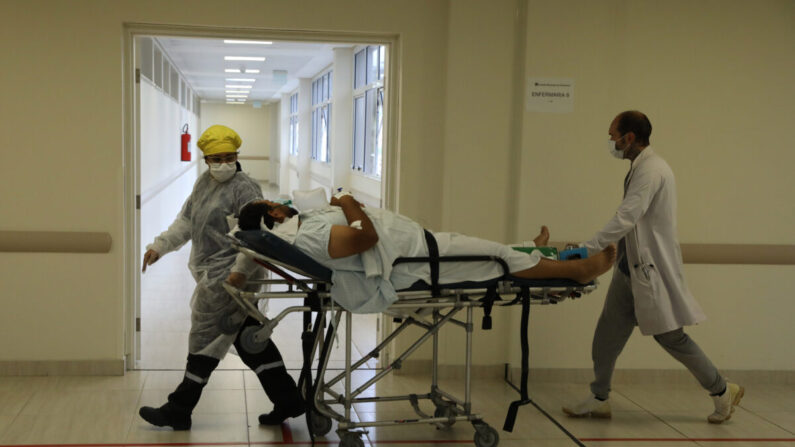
327 195 379 258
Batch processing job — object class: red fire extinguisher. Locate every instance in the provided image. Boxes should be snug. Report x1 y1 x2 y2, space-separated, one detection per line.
180 124 191 162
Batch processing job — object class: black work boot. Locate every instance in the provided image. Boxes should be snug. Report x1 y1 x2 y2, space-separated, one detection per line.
234 324 305 425
254 349 306 425
258 398 306 425
139 402 192 430
138 354 219 430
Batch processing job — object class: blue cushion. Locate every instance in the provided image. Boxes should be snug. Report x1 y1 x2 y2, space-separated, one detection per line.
234 230 333 281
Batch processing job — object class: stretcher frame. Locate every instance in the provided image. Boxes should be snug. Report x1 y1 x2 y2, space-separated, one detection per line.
221 234 597 447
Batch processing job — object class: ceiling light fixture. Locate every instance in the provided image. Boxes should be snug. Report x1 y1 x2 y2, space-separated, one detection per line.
226 78 256 82
245 69 260 74
226 94 248 98
224 56 265 61
227 102 245 105
226 90 249 94
225 84 253 89
225 68 241 73
224 40 272 45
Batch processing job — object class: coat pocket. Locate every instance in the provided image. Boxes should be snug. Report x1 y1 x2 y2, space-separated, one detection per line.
633 248 662 299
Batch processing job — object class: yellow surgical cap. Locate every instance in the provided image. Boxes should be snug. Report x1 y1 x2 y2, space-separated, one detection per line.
196 125 242 156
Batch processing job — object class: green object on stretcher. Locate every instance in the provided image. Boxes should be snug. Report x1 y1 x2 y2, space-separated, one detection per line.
512 246 558 260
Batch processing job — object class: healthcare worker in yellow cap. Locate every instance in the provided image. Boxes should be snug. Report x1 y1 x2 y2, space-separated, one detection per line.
138 125 304 430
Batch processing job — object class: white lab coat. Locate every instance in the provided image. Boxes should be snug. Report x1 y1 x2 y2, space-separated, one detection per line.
583 148 706 335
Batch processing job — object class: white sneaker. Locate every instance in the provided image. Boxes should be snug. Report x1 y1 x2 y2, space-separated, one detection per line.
708 382 744 424
562 394 611 418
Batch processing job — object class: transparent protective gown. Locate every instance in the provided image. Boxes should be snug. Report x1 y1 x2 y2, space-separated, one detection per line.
147 170 264 359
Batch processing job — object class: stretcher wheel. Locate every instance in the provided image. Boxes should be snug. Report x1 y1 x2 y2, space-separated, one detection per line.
308 409 332 436
217 311 243 335
434 405 456 428
240 325 269 354
473 425 499 447
339 432 364 447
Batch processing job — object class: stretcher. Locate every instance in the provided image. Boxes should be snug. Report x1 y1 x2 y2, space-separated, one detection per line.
220 229 597 447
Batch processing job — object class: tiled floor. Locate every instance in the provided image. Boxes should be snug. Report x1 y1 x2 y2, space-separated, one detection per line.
0 371 792 446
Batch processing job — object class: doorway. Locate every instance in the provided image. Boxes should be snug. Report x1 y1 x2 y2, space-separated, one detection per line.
124 25 400 372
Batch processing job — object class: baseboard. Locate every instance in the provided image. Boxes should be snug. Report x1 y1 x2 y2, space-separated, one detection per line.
506 367 795 385
393 360 505 379
395 361 794 384
0 359 125 376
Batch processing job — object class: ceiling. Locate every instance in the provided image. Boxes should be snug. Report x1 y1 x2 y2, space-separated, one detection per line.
157 37 351 105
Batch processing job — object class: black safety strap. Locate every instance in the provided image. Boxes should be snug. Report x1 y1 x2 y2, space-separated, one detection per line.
480 286 498 330
423 229 441 297
503 286 531 432
298 291 324 445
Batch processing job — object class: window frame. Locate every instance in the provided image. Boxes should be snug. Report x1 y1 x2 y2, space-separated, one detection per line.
310 69 333 163
288 92 299 156
352 45 385 178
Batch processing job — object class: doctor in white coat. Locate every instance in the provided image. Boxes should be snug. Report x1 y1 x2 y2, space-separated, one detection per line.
563 111 744 424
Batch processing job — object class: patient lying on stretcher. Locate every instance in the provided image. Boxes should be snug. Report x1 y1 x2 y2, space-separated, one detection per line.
239 194 615 313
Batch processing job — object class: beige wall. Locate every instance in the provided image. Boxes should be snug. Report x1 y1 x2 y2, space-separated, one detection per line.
407 0 795 372
0 0 792 373
200 103 275 182
0 0 449 365
511 0 795 371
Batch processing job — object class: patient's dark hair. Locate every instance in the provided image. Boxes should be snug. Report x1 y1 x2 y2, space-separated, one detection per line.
239 202 274 230
616 110 652 146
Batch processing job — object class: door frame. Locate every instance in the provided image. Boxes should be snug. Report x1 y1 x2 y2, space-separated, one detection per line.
122 23 402 369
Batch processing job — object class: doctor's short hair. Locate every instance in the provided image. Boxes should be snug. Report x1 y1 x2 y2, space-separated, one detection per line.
616 110 652 146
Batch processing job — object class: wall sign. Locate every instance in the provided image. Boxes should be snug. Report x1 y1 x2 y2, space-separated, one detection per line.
526 77 575 113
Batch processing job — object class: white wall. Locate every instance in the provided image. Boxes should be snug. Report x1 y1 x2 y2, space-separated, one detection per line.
200 103 274 183
269 102 281 187
139 79 200 256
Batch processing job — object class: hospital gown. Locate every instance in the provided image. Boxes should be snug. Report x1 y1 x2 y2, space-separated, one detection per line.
147 170 263 359
293 207 541 313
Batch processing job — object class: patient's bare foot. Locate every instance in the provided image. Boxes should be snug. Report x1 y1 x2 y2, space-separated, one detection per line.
573 244 616 284
533 226 550 246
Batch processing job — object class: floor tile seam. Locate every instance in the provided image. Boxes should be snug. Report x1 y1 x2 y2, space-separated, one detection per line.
734 407 795 436
524 398 587 447
123 386 146 444
0 382 39 443
611 389 693 440
241 370 252 447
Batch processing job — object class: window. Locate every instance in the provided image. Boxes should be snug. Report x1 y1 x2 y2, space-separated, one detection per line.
352 45 385 177
311 71 332 163
289 93 299 156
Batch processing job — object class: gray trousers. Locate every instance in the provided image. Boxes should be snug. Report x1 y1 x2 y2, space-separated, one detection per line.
590 271 726 400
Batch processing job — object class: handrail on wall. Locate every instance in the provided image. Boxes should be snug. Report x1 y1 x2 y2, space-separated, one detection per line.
0 231 112 254
1 231 792 264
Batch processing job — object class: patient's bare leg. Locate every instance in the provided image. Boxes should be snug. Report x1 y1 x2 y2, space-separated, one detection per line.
513 244 616 284
533 225 550 246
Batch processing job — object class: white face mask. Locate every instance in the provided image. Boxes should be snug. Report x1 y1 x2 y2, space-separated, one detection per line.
608 137 625 159
209 162 236 182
